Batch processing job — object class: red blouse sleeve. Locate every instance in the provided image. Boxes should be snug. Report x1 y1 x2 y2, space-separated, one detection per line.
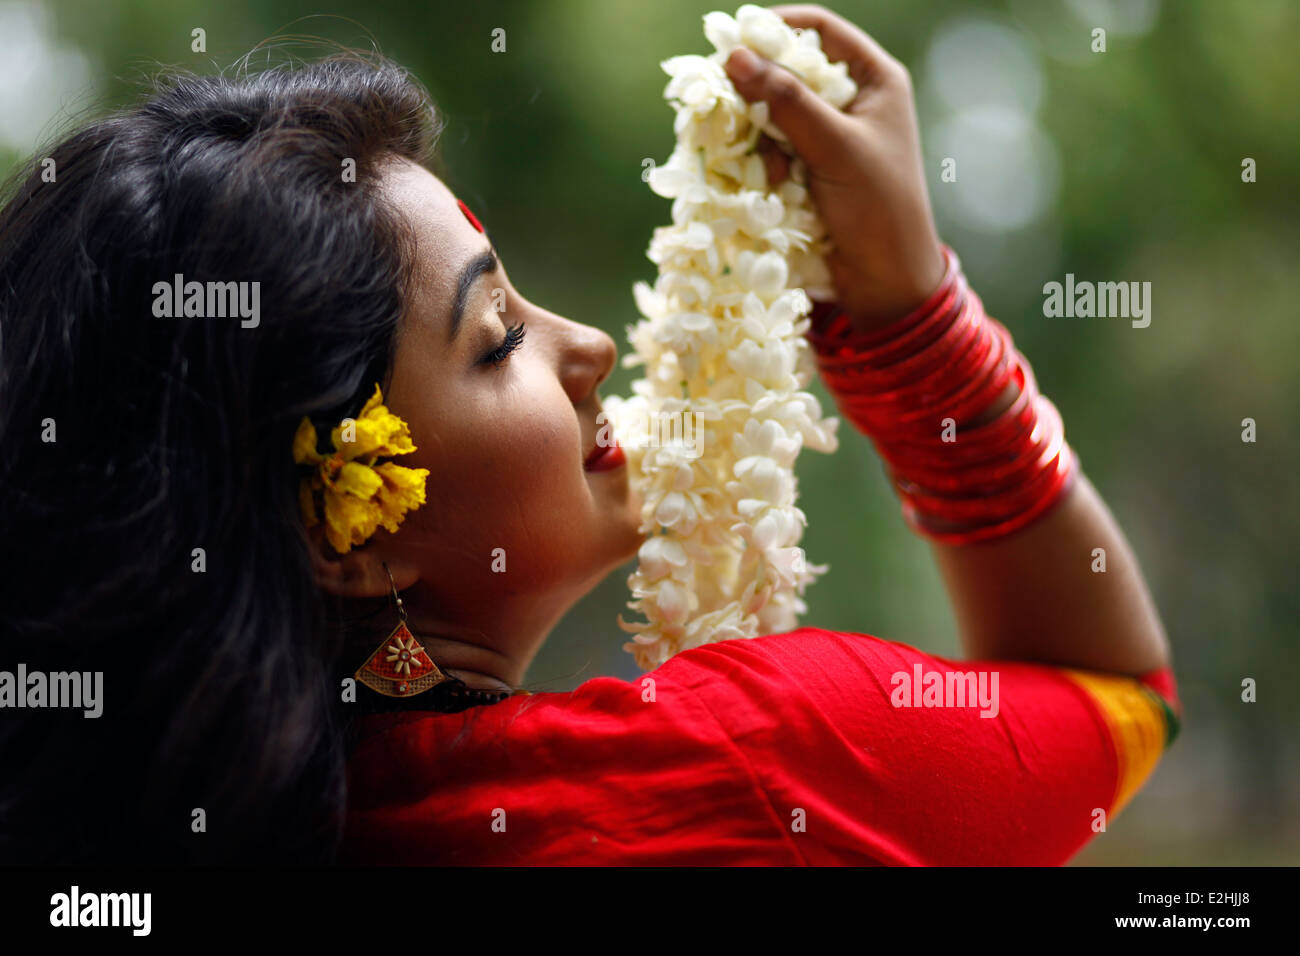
341 627 1180 865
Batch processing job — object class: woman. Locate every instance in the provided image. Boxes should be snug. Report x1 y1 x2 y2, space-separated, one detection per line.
0 6 1178 865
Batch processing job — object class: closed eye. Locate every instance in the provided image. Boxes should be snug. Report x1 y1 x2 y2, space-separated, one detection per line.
481 321 526 368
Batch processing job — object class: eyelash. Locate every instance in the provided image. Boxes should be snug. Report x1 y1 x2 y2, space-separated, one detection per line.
482 321 526 368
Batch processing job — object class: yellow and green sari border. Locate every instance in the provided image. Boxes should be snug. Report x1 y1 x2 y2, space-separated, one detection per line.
1060 668 1178 820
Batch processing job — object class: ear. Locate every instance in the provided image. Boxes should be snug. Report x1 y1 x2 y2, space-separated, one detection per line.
306 524 420 599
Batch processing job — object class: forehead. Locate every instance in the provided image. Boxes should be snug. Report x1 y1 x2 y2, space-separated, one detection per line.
378 158 488 328
379 158 477 269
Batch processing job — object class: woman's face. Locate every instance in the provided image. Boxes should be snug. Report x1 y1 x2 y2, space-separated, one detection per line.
366 158 644 680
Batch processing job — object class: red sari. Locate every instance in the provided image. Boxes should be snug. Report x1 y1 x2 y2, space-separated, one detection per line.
340 627 1180 865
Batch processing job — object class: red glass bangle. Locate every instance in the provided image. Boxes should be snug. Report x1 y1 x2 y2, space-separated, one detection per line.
808 244 961 351
902 453 1077 545
891 399 1066 519
867 345 1032 477
886 305 1005 425
824 289 978 421
882 394 1070 534
807 246 1077 545
826 301 1002 437
812 267 966 375
830 316 983 422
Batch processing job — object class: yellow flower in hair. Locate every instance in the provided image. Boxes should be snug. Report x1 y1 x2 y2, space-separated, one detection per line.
293 384 430 554
329 386 418 459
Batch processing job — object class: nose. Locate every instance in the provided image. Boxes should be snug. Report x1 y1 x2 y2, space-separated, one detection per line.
552 312 618 405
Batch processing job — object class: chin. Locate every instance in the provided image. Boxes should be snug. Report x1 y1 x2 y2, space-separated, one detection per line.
621 527 648 562
574 490 645 584
604 511 647 572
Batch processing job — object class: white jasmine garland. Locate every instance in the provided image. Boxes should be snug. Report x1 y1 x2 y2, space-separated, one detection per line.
604 5 856 670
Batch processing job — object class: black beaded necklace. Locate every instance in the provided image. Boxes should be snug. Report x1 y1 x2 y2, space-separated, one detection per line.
349 671 525 716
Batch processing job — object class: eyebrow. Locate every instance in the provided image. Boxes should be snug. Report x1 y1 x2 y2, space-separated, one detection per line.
449 243 500 344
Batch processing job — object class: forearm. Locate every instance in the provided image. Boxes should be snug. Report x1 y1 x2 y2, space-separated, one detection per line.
926 379 1171 676
931 470 1171 676
811 253 1171 680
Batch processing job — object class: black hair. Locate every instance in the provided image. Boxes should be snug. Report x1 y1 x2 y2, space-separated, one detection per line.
0 48 441 863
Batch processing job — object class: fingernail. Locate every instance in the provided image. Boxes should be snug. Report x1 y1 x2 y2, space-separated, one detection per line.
728 47 761 82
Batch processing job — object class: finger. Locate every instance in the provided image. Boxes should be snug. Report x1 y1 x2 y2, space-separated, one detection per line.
725 47 852 172
768 4 902 89
757 136 790 186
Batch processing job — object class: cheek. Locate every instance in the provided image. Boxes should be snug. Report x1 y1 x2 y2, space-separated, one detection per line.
473 365 576 480
413 368 582 542
488 411 573 506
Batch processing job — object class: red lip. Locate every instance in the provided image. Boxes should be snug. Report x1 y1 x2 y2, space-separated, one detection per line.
584 439 626 473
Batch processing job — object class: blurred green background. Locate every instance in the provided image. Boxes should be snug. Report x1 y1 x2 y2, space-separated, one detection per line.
5 0 1295 865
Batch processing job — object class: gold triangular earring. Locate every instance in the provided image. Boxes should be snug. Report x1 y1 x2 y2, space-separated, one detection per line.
353 564 451 698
